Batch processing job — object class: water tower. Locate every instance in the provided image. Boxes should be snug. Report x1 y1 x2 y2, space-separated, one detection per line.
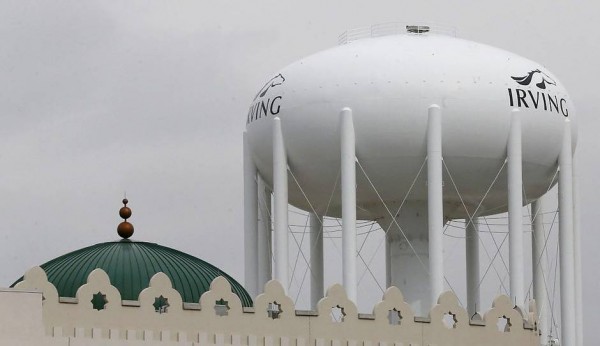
243 24 581 345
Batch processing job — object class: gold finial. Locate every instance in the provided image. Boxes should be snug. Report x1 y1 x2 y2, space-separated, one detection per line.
117 198 134 239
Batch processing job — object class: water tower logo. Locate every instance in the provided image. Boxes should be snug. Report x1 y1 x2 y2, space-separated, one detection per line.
507 68 568 117
247 74 285 124
511 69 556 90
253 74 285 101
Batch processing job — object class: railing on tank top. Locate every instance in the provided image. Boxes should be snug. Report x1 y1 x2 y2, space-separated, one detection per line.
338 22 457 45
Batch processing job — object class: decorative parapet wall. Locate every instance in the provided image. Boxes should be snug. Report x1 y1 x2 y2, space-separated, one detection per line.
9 266 540 345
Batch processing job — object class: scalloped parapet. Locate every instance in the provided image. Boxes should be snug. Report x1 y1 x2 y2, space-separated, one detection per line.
254 280 295 321
429 291 470 330
14 266 59 305
1 267 541 345
316 283 358 322
76 269 122 311
139 272 184 315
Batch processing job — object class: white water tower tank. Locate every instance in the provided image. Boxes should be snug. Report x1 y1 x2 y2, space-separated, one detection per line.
244 24 576 312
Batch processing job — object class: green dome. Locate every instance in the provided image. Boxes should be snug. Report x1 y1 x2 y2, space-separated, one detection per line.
11 240 253 307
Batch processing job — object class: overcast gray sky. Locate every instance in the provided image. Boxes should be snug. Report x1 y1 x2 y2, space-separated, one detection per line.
0 0 598 343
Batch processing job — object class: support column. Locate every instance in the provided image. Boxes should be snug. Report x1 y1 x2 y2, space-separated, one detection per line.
340 107 357 304
310 213 324 309
508 109 524 308
243 131 259 298
257 176 272 292
573 147 583 346
427 104 444 307
385 238 391 288
272 117 289 291
532 198 549 345
558 118 575 346
466 216 480 316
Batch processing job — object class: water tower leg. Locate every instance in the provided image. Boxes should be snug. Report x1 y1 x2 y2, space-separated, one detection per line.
427 104 444 308
508 109 524 308
558 118 576 346
385 239 391 288
257 175 272 292
340 107 357 304
466 216 480 316
272 117 289 292
532 198 549 345
243 131 259 298
573 154 583 346
310 213 324 309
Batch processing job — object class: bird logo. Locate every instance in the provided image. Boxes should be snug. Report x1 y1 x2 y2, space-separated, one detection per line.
254 74 285 101
511 69 556 90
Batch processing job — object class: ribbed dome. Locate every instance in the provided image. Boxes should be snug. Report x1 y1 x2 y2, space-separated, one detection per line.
11 240 253 307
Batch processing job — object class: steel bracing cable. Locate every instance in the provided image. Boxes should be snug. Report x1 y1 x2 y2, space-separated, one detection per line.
355 157 428 287
357 221 378 257
327 213 386 293
357 230 386 285
443 159 511 297
357 252 386 293
356 221 381 287
289 220 376 230
445 166 557 306
354 222 383 286
285 173 322 297
528 207 560 339
358 221 385 284
442 158 558 302
353 156 429 294
354 156 468 307
286 166 344 304
355 157 430 272
441 159 510 296
478 216 510 288
522 168 560 335
441 159 509 276
512 166 560 341
357 157 428 253
446 158 508 227
355 157 469 307
289 213 311 293
470 210 556 220
254 174 277 293
271 150 562 315
476 231 509 294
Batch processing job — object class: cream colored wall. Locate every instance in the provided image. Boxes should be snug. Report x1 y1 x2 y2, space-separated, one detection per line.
3 266 540 346
0 288 46 345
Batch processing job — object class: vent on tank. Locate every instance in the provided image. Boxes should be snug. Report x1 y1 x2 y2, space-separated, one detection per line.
406 25 430 34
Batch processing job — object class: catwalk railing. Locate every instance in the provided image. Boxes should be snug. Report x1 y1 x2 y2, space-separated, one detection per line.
4 266 540 345
338 22 456 45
